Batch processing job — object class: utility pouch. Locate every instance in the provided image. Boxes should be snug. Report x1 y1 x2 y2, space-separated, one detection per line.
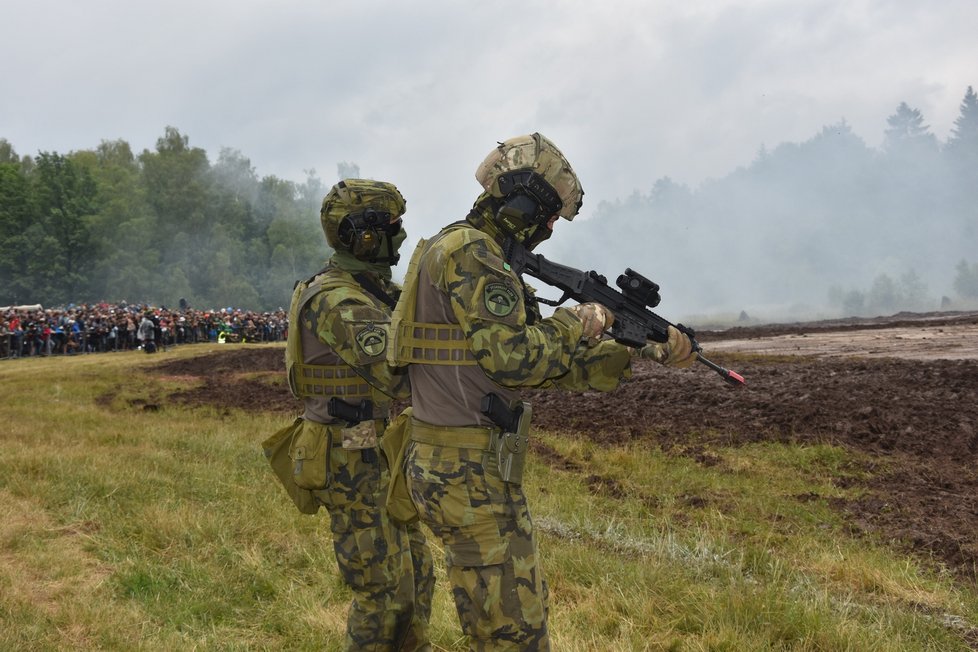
382 407 420 524
288 420 333 490
261 419 320 515
481 393 532 485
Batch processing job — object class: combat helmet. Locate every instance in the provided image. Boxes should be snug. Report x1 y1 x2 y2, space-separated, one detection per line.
475 133 584 244
320 179 407 264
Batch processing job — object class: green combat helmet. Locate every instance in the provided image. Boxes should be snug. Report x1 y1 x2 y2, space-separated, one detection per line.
474 133 583 250
320 179 407 263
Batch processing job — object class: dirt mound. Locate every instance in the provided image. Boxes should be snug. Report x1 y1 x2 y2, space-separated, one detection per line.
155 348 295 415
149 323 978 582
529 354 978 580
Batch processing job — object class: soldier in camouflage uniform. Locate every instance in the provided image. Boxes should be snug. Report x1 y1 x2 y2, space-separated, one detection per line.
285 179 435 651
386 134 696 651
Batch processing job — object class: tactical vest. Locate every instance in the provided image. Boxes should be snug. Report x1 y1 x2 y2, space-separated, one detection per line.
388 230 478 368
388 225 523 428
286 269 379 422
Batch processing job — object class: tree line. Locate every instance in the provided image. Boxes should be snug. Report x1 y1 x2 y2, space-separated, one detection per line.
3 87 978 319
0 127 329 310
549 86 978 320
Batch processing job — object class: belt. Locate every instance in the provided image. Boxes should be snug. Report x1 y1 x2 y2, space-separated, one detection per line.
409 418 496 450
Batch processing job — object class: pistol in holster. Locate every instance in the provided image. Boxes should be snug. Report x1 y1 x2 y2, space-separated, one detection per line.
480 392 532 485
327 397 374 426
328 398 379 452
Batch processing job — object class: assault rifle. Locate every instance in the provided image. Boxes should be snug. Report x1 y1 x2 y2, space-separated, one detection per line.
502 237 746 386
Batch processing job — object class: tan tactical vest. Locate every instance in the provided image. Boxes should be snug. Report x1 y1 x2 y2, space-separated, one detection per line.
286 270 381 423
388 227 520 427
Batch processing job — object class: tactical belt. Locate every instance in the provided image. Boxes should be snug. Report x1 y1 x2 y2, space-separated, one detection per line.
393 321 478 366
292 363 372 399
409 418 496 450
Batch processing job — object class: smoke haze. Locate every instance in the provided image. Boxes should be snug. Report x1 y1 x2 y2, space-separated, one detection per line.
2 0 977 320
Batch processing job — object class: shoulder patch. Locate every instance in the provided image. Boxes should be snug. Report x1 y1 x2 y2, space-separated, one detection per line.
484 282 518 317
355 324 388 357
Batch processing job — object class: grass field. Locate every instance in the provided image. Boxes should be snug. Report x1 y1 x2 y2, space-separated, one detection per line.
1 345 977 651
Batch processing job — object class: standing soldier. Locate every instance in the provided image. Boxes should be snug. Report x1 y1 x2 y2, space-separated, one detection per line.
271 179 435 651
387 134 695 650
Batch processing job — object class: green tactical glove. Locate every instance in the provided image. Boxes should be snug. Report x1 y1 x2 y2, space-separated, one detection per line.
637 325 697 368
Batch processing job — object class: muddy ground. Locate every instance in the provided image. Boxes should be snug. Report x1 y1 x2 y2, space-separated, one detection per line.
154 311 978 582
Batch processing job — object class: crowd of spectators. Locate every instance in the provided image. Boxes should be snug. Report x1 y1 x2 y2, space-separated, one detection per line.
0 301 288 359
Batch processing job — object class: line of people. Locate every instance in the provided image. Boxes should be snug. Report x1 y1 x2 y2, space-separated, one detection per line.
267 134 698 651
0 303 288 359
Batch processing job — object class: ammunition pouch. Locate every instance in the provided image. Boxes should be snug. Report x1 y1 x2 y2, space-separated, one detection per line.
288 420 334 490
382 408 419 524
261 418 321 515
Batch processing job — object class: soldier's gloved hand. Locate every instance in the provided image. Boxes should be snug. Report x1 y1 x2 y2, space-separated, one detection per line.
567 302 614 341
637 325 697 368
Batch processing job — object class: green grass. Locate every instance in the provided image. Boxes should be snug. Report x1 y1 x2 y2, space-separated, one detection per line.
1 347 977 650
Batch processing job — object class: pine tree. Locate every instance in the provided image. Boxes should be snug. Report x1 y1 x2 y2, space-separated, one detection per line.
883 102 937 153
947 86 978 152
944 86 978 201
945 86 978 172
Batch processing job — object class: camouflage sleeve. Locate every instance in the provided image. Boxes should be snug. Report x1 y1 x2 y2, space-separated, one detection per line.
438 237 585 388
548 340 633 392
305 292 410 399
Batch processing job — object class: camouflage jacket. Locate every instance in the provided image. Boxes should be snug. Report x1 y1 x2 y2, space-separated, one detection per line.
399 222 632 427
286 264 409 424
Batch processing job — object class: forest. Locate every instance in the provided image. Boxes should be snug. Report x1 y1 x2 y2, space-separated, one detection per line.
549 86 978 320
0 127 329 311
2 87 977 317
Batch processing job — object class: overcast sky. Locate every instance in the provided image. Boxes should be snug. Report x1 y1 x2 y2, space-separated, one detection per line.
3 0 975 256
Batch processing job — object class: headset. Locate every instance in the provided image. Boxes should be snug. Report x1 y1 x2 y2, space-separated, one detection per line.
337 208 402 264
494 170 564 249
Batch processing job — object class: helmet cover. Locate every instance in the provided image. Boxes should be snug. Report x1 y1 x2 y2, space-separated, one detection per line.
474 133 583 220
320 179 406 250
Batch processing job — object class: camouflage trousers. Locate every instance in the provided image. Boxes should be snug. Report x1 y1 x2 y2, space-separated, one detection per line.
404 440 550 652
318 429 436 651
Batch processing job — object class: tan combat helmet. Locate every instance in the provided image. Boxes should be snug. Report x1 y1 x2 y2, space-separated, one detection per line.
475 132 584 220
320 179 406 257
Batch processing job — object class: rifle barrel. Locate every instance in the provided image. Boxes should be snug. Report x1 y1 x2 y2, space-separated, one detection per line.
696 354 746 386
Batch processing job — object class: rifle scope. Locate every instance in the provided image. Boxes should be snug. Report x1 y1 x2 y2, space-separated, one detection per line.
616 268 661 308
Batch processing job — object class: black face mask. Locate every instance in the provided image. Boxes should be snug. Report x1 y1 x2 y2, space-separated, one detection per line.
337 209 404 264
